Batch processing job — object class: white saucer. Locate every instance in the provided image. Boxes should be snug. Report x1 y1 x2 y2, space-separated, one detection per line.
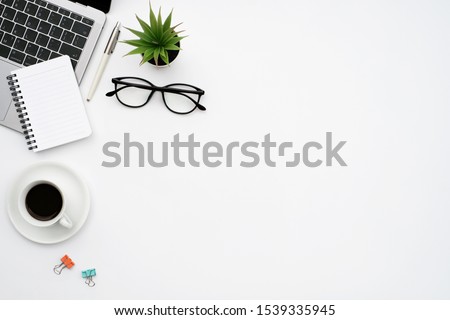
7 162 90 244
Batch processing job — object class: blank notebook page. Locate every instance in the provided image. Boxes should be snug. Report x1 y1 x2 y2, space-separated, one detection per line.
12 55 91 152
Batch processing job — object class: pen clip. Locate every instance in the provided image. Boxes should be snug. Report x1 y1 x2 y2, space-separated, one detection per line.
105 22 121 55
110 29 120 54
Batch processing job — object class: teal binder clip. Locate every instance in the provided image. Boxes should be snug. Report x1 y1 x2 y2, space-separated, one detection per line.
82 269 96 287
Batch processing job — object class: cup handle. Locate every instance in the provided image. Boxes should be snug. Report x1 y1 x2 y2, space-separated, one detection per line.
59 213 73 229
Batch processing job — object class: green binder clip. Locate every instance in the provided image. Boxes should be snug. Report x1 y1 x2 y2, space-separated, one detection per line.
82 268 96 287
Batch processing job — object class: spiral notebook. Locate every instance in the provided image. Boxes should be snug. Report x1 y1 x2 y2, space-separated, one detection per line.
7 56 92 152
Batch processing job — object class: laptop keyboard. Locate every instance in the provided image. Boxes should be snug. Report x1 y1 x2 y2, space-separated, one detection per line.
0 0 93 68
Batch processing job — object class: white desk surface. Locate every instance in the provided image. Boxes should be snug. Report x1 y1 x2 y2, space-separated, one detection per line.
1 0 450 299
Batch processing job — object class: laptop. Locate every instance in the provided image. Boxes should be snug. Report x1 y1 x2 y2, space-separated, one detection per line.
0 0 106 132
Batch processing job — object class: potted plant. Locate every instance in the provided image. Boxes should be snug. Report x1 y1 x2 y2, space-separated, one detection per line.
123 5 185 66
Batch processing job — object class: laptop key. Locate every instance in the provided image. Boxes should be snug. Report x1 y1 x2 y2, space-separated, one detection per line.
12 0 26 11
47 37 60 51
0 4 3 16
13 10 26 24
0 43 10 58
23 54 37 66
9 49 25 64
46 3 58 12
59 42 81 60
72 35 86 49
37 20 50 34
26 16 39 29
60 16 73 30
35 0 47 6
36 33 48 46
49 51 60 59
1 32 14 45
3 7 16 20
70 12 81 21
58 7 69 16
36 7 49 20
82 18 93 26
49 25 62 38
37 46 49 60
24 3 38 16
70 58 76 68
12 23 24 37
48 11 61 25
0 30 3 41
13 37 26 50
1 0 13 7
72 21 91 37
61 29 73 43
25 42 38 55
24 28 37 41
0 19 13 32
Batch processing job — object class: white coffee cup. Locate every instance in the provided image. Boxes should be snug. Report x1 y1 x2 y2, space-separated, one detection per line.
18 180 72 229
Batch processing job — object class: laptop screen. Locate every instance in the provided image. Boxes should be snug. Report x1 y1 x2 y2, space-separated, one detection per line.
73 0 112 13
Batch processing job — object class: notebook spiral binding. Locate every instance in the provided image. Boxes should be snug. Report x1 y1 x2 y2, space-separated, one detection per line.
7 74 37 150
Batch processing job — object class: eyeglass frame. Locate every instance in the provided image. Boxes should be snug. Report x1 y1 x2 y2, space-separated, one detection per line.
106 77 206 115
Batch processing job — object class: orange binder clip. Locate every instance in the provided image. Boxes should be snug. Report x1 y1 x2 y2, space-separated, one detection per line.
53 255 75 275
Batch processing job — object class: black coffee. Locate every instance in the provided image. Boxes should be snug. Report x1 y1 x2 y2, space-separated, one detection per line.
25 183 63 221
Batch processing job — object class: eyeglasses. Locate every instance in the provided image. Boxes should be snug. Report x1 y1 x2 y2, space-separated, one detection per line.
106 77 206 115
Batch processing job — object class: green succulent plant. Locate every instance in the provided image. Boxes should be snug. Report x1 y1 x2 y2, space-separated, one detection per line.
123 5 185 66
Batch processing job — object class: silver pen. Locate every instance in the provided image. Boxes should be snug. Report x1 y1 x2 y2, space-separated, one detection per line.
87 22 121 101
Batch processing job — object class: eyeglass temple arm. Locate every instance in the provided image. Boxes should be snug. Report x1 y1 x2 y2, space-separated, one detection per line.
106 86 126 97
106 85 205 98
110 79 205 95
106 84 156 97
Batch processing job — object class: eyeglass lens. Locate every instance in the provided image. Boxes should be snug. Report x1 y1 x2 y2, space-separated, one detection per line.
162 84 201 114
115 78 152 108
